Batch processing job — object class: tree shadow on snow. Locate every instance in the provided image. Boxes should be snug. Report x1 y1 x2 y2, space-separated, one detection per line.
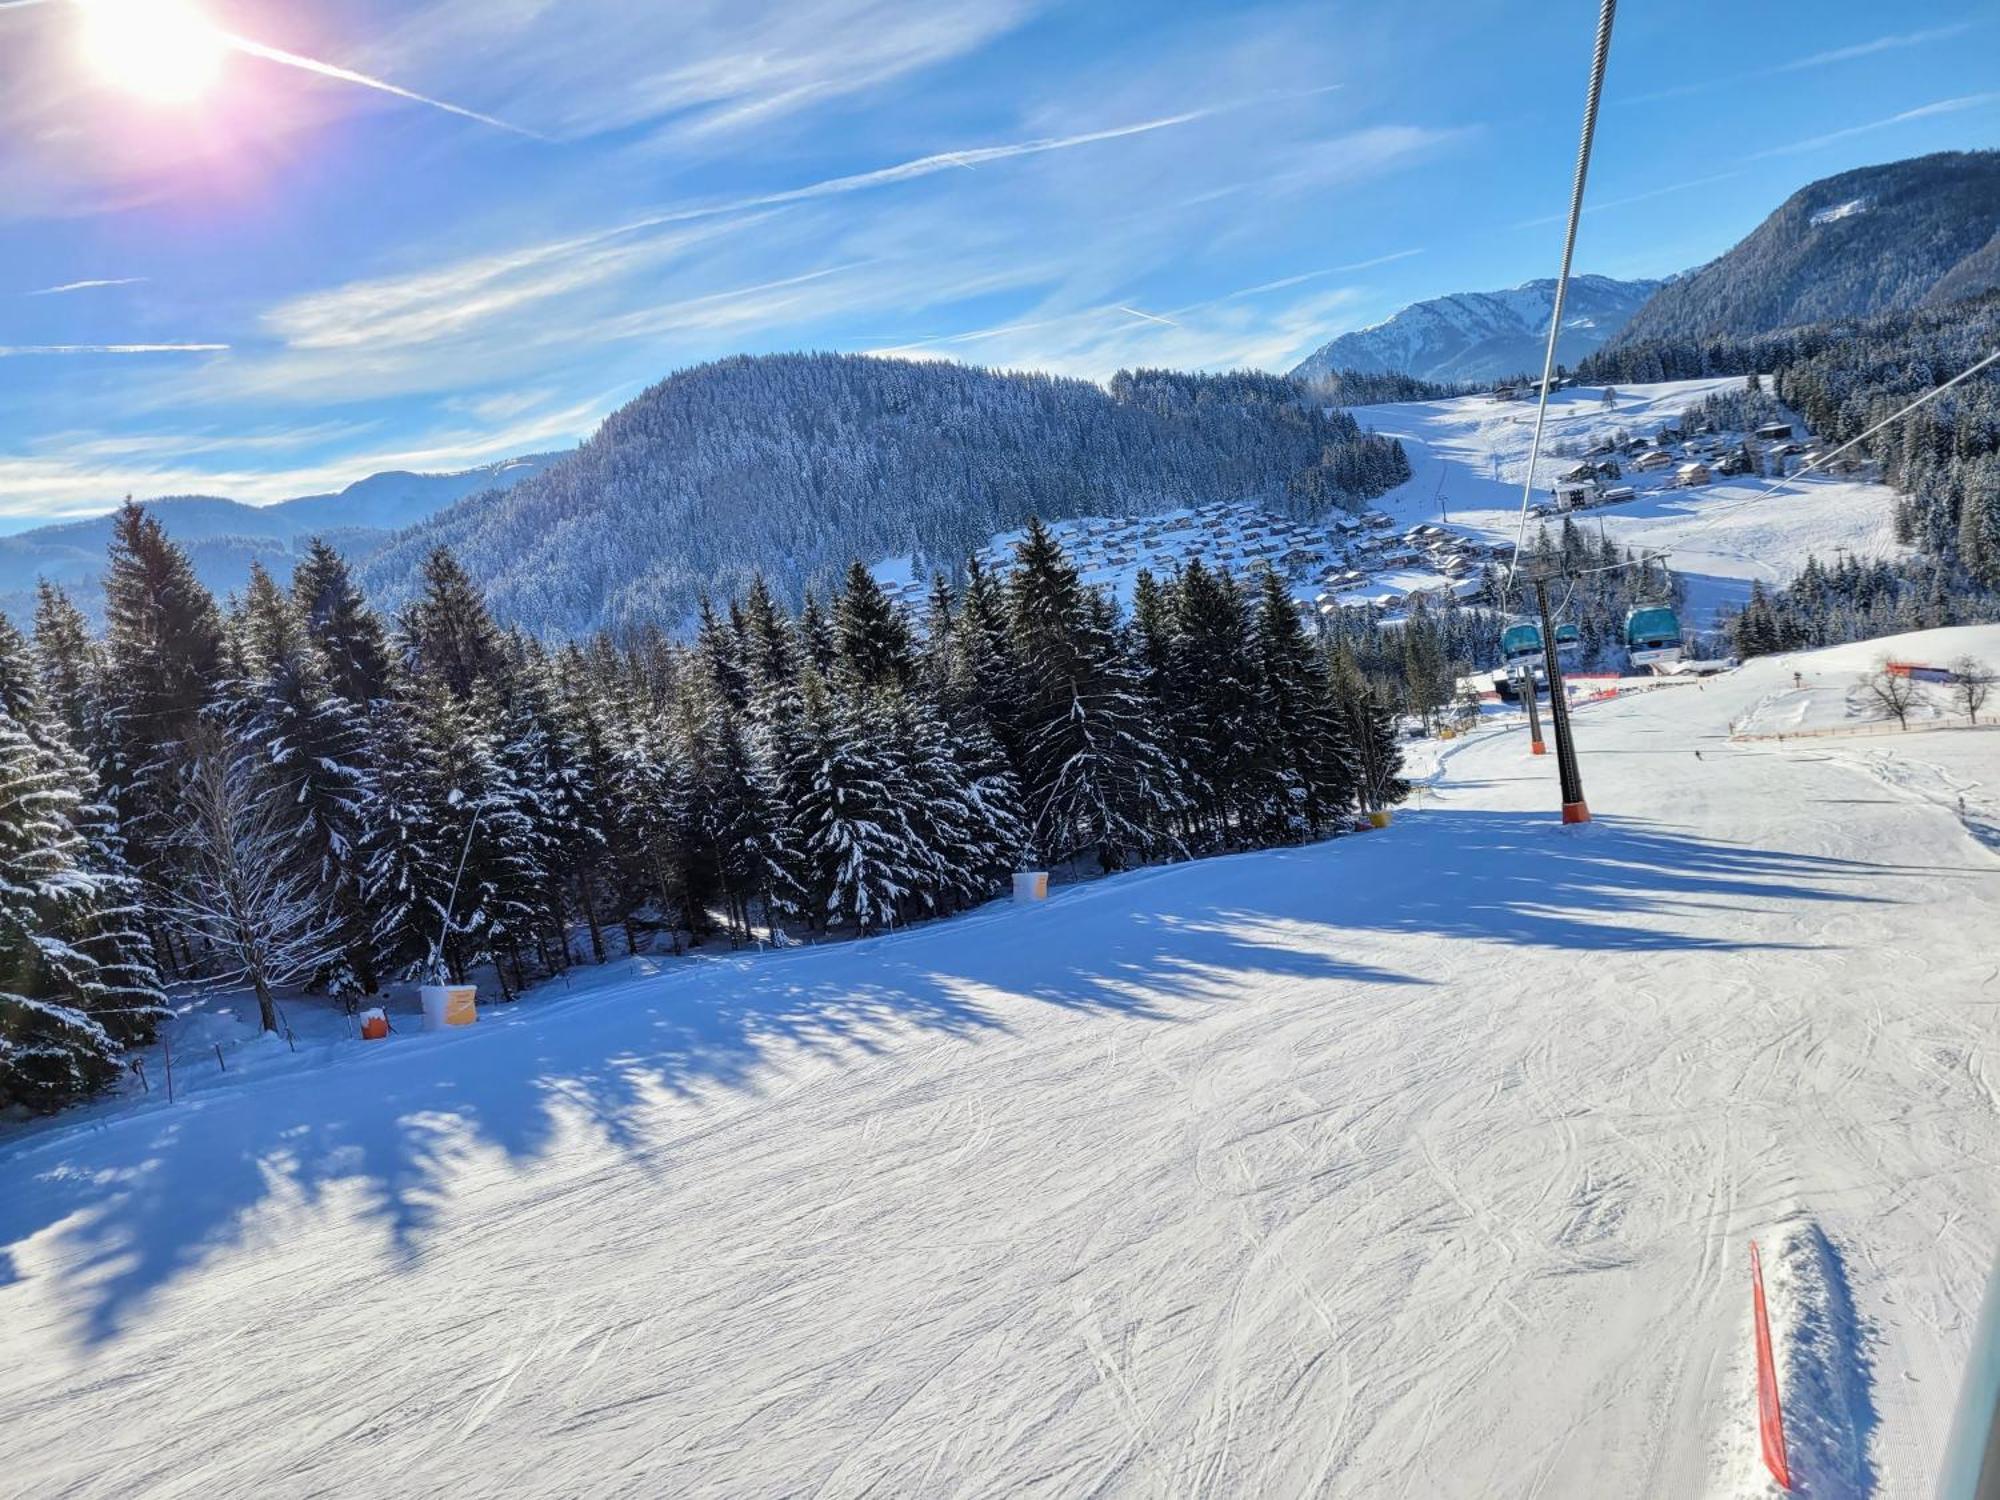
0 809 1908 1349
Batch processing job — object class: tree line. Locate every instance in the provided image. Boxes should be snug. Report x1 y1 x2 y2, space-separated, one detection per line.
1 505 1406 1114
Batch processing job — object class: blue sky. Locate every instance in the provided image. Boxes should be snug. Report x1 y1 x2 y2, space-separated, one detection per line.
0 0 1995 527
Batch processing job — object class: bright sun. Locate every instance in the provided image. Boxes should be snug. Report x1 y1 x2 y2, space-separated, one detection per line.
79 0 227 104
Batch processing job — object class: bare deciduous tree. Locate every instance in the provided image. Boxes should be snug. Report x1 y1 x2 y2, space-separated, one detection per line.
1952 656 1993 723
165 723 342 1033
1861 664 1920 730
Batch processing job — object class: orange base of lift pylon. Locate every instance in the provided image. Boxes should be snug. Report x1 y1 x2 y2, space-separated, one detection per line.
1530 740 1547 755
1561 800 1592 824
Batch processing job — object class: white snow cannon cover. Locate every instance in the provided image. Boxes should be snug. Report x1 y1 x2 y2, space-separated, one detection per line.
1012 871 1049 903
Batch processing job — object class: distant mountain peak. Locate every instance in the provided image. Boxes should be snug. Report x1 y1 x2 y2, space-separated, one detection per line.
1289 274 1662 386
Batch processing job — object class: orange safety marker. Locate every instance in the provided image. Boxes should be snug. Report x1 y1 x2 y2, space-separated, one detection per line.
1530 740 1547 756
1560 800 1591 824
1750 1241 1793 1491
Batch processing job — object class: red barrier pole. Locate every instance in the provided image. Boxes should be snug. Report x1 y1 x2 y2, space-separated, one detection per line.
1750 1241 1793 1490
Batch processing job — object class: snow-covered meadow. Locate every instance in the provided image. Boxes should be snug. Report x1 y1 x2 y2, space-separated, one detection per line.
3 626 1997 1497
1355 377 1906 630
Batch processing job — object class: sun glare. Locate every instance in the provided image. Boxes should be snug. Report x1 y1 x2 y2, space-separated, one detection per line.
79 0 227 105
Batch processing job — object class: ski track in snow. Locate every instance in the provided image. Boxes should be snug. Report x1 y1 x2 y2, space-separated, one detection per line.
4 628 2000 1497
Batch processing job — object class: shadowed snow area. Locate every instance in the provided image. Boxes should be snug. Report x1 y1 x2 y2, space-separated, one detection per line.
3 628 1998 1497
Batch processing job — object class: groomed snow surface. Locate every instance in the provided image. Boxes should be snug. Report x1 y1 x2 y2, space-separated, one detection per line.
5 627 1999 1498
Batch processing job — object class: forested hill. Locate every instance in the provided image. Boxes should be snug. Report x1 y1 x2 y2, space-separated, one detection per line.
1613 151 2000 344
359 353 1411 638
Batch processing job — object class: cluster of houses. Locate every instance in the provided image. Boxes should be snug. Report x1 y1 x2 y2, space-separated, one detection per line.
1310 521 1503 617
949 502 1354 596
873 500 1510 624
1539 417 1849 516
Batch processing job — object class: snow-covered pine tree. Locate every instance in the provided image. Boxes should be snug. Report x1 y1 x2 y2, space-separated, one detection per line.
740 575 800 703
919 573 958 705
14 608 163 1052
361 685 542 992
602 695 699 955
798 592 838 679
951 555 1028 775
1248 566 1356 839
0 704 124 1110
1328 642 1407 814
548 645 624 963
291 537 395 709
834 562 916 695
786 672 915 935
399 546 507 699
517 640 615 967
232 564 377 994
706 704 802 944
99 502 226 940
881 690 1024 915
0 616 166 1110
163 719 346 1034
31 582 100 755
490 635 584 978
1007 517 1184 872
694 597 750 714
1165 560 1265 846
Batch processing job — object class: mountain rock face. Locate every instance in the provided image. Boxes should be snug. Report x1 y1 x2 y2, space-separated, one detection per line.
0 453 560 622
1615 150 2000 343
1289 274 1662 385
359 353 1413 639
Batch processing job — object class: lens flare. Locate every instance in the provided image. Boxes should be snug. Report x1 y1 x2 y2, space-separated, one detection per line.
79 0 227 105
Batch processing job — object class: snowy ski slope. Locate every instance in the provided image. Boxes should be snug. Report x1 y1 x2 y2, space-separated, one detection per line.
3 628 1998 1498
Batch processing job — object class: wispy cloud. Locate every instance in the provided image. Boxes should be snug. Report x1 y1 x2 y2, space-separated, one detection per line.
372 0 1041 146
28 276 147 296
1776 22 1978 73
1623 22 1979 105
1511 171 1741 230
0 343 228 355
1750 92 2000 158
250 99 1293 370
1217 250 1426 301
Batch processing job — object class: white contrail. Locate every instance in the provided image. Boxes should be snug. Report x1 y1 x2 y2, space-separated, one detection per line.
1115 305 1181 328
0 342 228 355
29 276 147 295
218 32 545 139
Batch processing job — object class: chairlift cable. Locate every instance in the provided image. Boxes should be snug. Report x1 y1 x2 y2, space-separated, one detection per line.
1503 0 1618 602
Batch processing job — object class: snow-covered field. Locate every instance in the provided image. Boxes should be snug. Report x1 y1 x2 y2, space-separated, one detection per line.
4 627 1998 1498
1358 377 1907 630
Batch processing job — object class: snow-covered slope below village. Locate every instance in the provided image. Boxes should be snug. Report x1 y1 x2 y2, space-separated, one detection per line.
4 626 1998 1498
1291 274 1661 385
1353 376 1907 629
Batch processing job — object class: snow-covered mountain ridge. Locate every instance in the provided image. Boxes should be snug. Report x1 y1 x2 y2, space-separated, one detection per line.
1290 274 1663 385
